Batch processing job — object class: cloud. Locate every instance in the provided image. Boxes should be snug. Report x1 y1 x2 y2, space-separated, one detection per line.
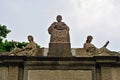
69 0 120 51
70 0 120 27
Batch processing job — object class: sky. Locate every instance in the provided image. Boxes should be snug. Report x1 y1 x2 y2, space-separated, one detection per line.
0 0 120 51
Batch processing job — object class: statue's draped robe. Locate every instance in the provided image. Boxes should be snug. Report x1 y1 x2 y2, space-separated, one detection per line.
48 22 70 43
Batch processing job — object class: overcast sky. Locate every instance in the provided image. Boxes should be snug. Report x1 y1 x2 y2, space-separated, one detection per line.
0 0 120 51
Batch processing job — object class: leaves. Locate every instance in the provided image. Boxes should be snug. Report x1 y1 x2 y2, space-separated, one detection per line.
0 24 40 52
0 24 11 43
0 41 40 52
0 41 28 52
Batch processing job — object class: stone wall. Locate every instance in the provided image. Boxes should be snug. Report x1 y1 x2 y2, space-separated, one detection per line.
34 48 85 56
0 56 120 80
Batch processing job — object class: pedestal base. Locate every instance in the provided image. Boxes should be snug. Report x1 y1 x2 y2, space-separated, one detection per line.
48 43 72 57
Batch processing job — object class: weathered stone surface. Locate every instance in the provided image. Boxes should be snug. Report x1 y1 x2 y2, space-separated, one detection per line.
0 52 9 56
0 67 8 80
8 66 19 80
9 35 37 56
111 67 120 80
50 29 70 43
48 15 71 57
48 15 70 43
101 67 120 80
75 48 120 57
36 48 44 56
28 70 92 80
101 67 112 80
83 35 120 56
0 56 120 80
75 48 88 57
48 43 72 57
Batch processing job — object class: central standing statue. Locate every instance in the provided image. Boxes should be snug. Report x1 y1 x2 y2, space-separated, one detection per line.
48 15 72 57
48 15 70 43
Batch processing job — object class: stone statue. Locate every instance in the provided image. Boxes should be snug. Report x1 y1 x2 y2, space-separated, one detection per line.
48 15 72 57
83 35 119 56
48 15 70 43
10 35 37 56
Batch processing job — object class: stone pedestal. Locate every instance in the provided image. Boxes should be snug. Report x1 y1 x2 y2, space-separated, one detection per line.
48 43 72 57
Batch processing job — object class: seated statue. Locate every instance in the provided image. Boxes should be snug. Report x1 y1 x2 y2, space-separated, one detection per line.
9 35 37 56
48 15 70 43
83 35 119 56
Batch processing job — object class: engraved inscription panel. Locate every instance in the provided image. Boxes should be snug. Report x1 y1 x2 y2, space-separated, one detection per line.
28 70 92 80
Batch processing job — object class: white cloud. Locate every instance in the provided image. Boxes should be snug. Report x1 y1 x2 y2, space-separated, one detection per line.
69 0 120 51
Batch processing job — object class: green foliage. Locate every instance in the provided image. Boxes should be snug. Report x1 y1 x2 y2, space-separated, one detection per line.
0 24 11 42
0 40 27 52
0 24 40 52
14 41 40 49
0 40 40 52
15 42 29 48
3 40 13 52
0 24 11 52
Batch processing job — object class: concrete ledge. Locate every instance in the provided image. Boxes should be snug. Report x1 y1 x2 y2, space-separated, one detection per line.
0 55 119 64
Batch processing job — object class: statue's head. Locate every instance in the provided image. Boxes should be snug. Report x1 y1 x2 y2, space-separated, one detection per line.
86 35 93 43
56 15 62 22
28 35 34 42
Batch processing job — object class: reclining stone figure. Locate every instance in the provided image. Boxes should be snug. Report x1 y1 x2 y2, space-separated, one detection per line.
83 35 119 56
10 35 37 56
